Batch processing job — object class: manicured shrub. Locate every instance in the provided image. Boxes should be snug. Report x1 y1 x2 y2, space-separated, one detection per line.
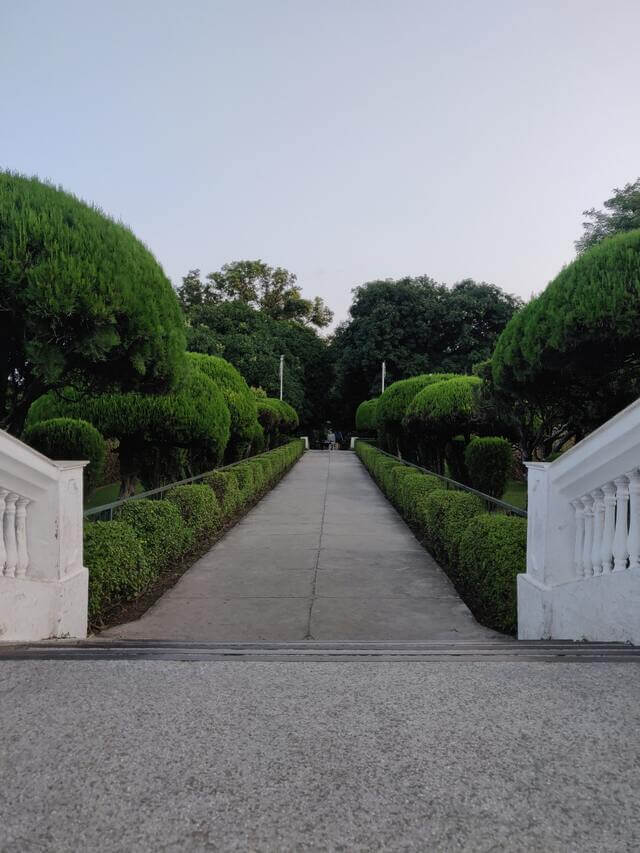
403 375 482 472
84 521 152 624
418 489 484 564
232 464 255 503
254 396 299 449
166 484 221 543
376 374 456 455
27 367 231 496
355 398 378 432
115 499 189 571
0 171 187 434
492 229 640 442
187 352 262 461
389 465 420 506
457 514 527 633
402 473 443 523
248 460 267 492
204 470 241 518
23 417 106 493
465 437 513 498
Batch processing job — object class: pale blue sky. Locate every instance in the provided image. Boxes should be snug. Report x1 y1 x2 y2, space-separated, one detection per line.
2 0 639 325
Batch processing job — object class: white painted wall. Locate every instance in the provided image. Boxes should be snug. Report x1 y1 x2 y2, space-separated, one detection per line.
519 397 640 643
0 430 88 642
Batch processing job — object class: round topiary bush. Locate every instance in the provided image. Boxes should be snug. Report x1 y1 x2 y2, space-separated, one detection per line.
187 352 262 461
464 437 513 499
23 417 106 493
355 398 378 433
0 171 186 434
376 374 456 455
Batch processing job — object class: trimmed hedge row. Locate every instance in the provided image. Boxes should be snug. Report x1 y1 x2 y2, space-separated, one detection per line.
84 439 305 624
355 441 526 633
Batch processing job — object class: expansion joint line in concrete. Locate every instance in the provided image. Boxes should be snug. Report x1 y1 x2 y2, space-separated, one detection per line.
304 452 331 640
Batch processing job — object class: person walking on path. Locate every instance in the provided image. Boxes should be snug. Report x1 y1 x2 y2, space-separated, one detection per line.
327 429 336 451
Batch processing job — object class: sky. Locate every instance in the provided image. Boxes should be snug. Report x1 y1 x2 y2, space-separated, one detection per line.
2 0 639 327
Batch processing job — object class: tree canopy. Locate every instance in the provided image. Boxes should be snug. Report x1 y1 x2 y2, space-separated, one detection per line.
183 299 331 428
492 228 640 450
177 261 333 328
576 178 640 254
0 172 186 433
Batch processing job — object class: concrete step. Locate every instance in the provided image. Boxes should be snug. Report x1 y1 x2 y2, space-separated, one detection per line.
1 639 639 662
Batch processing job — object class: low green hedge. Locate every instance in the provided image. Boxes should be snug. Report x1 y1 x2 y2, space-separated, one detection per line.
84 521 152 624
458 514 527 633
355 440 526 634
115 499 189 571
84 439 305 625
166 484 222 543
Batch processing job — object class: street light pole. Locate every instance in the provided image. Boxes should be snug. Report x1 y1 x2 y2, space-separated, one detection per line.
381 360 386 394
279 354 284 401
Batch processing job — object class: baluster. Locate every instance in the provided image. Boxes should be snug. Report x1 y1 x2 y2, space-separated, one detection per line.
15 497 30 577
3 493 18 578
571 498 585 576
600 482 617 573
613 476 630 572
627 470 640 571
591 489 605 575
581 494 594 577
0 489 7 575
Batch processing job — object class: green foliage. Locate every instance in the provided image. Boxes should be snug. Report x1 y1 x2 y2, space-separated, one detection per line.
26 367 230 494
204 470 241 518
492 230 640 448
576 178 640 253
0 171 186 433
465 437 513 498
116 499 189 571
254 395 299 449
184 299 329 428
420 490 484 565
165 484 222 543
178 261 333 327
83 521 152 624
186 352 260 461
377 374 456 454
355 398 378 432
458 515 527 633
331 277 520 426
231 464 255 504
23 417 106 492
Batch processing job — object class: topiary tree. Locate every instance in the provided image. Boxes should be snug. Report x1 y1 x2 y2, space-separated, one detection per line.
26 367 230 496
0 172 186 434
23 417 106 494
254 395 299 450
403 375 482 472
464 437 513 498
355 398 378 433
376 374 457 457
187 352 261 461
492 229 640 456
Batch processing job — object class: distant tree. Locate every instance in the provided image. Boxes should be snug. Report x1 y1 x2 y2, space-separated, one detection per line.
0 172 186 434
184 300 331 429
576 178 640 253
331 277 520 426
178 260 333 328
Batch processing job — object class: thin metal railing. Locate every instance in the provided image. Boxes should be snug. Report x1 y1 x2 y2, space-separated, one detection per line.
356 441 527 518
84 444 298 522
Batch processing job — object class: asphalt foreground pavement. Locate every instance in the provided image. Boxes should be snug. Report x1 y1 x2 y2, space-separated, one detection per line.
2 658 640 852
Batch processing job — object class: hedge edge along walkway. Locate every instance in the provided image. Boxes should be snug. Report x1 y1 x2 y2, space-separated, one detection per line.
104 451 498 642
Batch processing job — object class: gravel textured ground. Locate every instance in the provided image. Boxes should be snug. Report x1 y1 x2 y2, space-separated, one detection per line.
2 659 640 851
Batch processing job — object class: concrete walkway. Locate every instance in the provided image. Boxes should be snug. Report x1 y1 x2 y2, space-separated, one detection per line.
106 451 496 642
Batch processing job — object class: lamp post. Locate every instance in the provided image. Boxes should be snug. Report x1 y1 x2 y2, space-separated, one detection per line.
279 355 284 401
381 360 386 394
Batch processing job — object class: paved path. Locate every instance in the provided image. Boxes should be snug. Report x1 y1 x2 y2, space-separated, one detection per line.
106 451 495 642
3 658 640 851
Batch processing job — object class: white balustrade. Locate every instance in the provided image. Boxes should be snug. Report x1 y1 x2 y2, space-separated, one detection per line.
519 396 640 643
0 429 88 642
